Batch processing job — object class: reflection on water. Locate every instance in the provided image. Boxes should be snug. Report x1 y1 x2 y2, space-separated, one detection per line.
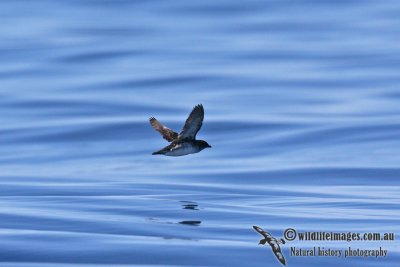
146 201 202 227
0 0 400 266
181 201 199 210
178 221 202 226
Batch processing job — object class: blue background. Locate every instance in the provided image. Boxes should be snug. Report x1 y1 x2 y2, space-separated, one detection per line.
0 0 399 266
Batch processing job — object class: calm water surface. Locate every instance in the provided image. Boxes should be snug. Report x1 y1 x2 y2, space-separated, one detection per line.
0 0 399 266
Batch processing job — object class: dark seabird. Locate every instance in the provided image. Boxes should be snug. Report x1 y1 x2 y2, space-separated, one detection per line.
149 104 211 156
253 225 287 266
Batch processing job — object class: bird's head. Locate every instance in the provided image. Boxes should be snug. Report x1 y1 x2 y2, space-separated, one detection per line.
198 140 212 150
258 239 267 245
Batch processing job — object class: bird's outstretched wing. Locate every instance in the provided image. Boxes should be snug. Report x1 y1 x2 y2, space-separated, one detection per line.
253 225 273 239
149 117 178 142
272 247 286 266
179 104 204 140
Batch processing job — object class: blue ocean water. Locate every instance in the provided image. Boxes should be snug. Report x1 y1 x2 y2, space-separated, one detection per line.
0 0 399 266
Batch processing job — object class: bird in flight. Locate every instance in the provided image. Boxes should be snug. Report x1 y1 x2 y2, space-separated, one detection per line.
149 104 211 156
253 225 286 266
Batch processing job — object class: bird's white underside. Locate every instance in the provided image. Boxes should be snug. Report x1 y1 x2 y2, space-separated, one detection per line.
165 143 199 156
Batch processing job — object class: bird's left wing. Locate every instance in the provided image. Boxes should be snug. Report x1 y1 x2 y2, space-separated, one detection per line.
149 117 178 142
253 225 272 239
179 104 204 140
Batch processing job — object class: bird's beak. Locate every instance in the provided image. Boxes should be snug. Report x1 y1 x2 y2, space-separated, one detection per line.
208 145 212 148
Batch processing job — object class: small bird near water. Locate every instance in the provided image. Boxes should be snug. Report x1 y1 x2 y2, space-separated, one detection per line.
149 104 211 156
253 225 287 266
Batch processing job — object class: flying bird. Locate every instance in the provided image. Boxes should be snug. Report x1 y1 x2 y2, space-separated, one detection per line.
253 225 286 266
149 104 211 156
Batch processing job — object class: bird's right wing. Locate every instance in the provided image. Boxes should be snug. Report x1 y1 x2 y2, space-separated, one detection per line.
149 117 178 142
179 104 204 140
271 245 286 266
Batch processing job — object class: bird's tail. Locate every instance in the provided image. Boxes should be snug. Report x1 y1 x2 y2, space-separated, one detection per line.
152 151 162 155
